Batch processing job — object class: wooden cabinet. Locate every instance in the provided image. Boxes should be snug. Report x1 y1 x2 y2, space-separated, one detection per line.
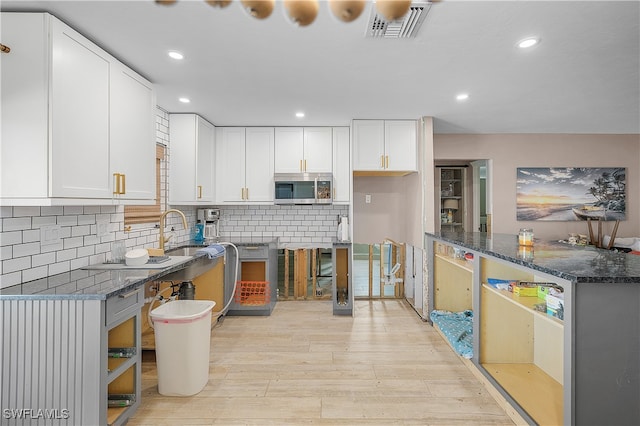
169 114 215 204
332 127 351 203
438 167 465 231
216 127 274 203
352 120 417 173
274 127 332 173
0 13 155 206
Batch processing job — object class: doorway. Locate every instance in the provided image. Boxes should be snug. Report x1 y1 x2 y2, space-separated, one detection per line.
435 160 491 233
353 240 405 299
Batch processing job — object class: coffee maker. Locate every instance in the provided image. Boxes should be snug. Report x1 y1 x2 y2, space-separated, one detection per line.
197 208 220 243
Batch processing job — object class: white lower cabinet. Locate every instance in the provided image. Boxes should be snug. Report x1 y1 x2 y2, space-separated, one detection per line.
0 12 155 205
169 114 215 204
216 127 274 204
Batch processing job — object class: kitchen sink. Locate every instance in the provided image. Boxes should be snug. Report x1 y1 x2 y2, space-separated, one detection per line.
160 246 216 282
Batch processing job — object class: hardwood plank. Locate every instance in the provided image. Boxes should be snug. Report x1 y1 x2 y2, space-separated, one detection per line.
129 300 514 425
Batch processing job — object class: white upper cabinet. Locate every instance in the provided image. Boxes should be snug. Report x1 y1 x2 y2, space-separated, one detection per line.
274 127 332 173
332 127 351 204
0 13 156 205
352 120 417 173
169 114 215 204
216 127 274 204
110 63 156 202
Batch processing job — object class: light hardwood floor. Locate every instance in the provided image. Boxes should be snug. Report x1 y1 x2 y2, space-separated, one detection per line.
129 300 515 425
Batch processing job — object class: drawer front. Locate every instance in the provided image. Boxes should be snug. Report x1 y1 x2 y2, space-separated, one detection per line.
237 245 268 259
106 288 142 326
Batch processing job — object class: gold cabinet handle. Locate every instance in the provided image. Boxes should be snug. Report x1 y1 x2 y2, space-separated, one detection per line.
113 173 125 195
245 187 249 200
299 159 303 172
385 156 389 169
198 185 203 199
380 155 384 168
113 173 120 195
241 188 245 200
304 159 307 172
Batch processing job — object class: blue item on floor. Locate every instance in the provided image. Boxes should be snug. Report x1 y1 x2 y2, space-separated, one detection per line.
196 244 225 259
430 309 473 359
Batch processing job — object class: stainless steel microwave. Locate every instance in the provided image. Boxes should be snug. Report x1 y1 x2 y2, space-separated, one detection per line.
274 173 332 205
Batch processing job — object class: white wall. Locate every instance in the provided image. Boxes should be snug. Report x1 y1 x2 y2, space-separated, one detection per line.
433 134 640 240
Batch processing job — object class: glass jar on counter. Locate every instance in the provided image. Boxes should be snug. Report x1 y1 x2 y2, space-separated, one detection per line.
518 228 534 246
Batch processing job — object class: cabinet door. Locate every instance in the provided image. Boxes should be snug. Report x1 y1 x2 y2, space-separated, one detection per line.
303 127 333 173
352 120 385 171
50 17 111 198
245 127 274 202
196 117 215 202
274 127 304 173
110 64 156 201
169 114 197 204
384 120 417 171
0 13 49 199
216 127 247 203
332 127 350 203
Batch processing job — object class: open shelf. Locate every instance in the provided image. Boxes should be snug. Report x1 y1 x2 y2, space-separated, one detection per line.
482 284 563 326
482 362 563 425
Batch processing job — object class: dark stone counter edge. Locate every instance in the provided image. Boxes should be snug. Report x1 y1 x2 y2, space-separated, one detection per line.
427 232 640 284
0 245 218 301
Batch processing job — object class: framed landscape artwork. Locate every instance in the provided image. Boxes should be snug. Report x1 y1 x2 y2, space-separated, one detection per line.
516 167 626 221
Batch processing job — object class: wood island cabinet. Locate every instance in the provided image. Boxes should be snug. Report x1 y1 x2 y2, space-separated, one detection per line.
426 233 640 426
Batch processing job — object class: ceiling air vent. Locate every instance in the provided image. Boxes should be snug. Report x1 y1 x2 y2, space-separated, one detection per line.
366 1 432 39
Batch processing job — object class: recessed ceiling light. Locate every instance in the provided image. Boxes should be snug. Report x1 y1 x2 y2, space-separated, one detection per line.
456 93 469 101
168 50 184 60
295 112 305 118
517 37 540 49
179 97 190 103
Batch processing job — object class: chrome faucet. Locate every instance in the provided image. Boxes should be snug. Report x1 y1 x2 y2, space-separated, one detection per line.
159 209 188 251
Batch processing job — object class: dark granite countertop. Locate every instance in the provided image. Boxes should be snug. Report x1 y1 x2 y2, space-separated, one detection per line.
0 244 222 300
427 232 640 284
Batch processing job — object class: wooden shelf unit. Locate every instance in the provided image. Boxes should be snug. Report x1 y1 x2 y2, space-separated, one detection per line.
427 237 569 426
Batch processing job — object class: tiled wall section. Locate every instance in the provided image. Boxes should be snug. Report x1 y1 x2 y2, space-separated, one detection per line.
215 204 349 245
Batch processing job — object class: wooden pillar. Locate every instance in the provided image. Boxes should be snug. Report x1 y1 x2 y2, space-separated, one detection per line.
284 248 289 300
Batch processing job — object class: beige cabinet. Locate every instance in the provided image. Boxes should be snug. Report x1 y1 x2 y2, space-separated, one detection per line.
274 127 332 173
169 114 215 204
352 119 417 173
0 13 155 205
216 127 274 203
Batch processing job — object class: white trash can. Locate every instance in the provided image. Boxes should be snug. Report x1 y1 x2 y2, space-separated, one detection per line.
150 299 216 396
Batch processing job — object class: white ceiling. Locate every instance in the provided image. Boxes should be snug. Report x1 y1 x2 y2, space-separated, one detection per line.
1 0 639 134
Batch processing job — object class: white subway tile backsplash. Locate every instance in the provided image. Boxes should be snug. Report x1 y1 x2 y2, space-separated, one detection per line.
0 271 21 288
57 215 78 227
41 206 64 215
3 217 31 231
22 265 48 282
13 242 40 258
32 216 57 228
13 206 41 217
32 252 56 267
3 256 31 274
0 231 22 246
63 206 84 215
48 261 70 276
56 248 77 262
0 207 13 218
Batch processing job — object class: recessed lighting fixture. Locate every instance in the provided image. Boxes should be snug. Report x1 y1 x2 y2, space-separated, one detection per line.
295 112 305 118
456 93 469 101
178 97 190 103
168 50 184 60
517 37 540 49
